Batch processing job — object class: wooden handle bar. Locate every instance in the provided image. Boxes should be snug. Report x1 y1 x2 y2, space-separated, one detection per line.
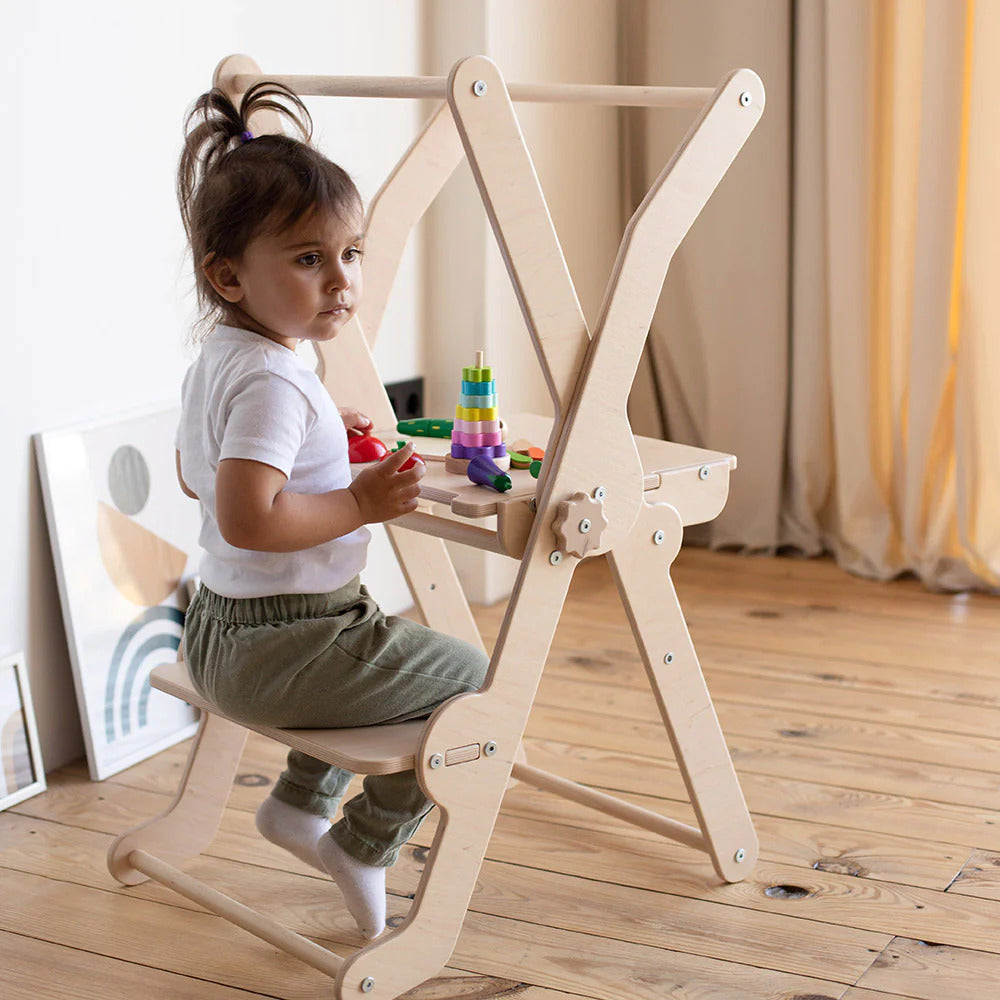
228 73 714 108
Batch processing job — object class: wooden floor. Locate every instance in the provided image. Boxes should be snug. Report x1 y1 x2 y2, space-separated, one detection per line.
4 548 1000 999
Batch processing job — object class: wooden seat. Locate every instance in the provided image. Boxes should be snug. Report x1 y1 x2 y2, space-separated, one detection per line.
108 52 764 1000
152 659 425 774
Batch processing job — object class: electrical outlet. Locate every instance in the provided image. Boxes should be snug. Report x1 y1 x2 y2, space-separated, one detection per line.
383 377 424 421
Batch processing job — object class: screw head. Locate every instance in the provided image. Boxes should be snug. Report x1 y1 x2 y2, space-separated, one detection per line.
734 848 746 863
484 741 498 757
739 90 752 107
653 530 665 545
698 465 711 480
579 518 591 534
429 753 443 769
664 652 674 664
473 79 488 96
361 976 376 993
549 550 563 565
593 486 607 500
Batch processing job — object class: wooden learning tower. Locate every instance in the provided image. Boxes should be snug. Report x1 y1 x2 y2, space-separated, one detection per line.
109 53 765 999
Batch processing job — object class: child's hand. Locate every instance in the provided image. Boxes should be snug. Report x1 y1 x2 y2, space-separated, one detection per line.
349 443 424 523
340 408 372 436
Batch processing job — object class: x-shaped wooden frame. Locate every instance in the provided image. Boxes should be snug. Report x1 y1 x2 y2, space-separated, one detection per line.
111 53 765 1000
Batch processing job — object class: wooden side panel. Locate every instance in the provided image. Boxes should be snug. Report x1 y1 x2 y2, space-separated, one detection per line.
107 711 247 886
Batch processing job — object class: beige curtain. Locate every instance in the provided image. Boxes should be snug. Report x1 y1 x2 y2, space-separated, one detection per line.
626 0 1000 590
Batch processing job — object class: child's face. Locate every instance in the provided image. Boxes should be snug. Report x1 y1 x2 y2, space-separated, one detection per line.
211 206 365 350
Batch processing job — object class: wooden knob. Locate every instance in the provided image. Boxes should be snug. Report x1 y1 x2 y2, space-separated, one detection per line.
551 491 609 559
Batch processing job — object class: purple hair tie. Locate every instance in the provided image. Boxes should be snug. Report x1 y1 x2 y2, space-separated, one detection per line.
239 130 254 144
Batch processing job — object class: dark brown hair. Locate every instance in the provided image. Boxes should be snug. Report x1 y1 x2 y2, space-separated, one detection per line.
177 81 362 337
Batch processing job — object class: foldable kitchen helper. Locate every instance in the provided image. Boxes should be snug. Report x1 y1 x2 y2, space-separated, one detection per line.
108 54 764 999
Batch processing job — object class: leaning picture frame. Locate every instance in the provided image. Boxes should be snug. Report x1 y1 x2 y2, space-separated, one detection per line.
35 405 202 780
0 652 46 811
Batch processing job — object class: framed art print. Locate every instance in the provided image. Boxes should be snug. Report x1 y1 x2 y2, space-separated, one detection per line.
0 652 46 810
35 406 202 780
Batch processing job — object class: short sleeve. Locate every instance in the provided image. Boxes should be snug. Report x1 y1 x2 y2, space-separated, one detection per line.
219 373 315 477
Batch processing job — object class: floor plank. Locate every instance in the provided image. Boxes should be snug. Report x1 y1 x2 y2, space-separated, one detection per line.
856 937 1000 999
0 928 277 1000
945 849 1000 901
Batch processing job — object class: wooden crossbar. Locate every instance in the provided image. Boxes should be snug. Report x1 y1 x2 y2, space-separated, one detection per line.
226 72 715 107
511 762 707 851
129 850 345 976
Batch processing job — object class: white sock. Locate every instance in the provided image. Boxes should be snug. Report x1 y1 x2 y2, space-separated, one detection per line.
317 834 387 939
254 796 330 873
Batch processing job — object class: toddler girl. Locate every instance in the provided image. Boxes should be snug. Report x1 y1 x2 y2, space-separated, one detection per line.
174 82 489 939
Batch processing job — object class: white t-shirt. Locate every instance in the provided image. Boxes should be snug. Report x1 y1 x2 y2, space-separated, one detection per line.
175 325 370 598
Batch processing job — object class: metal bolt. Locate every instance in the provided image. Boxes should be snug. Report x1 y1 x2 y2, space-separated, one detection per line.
361 977 376 993
473 79 488 97
579 518 591 534
739 91 752 107
593 486 607 500
549 550 563 565
484 741 498 757
734 848 746 863
699 465 711 480
653 530 665 545
429 753 443 769
664 652 674 664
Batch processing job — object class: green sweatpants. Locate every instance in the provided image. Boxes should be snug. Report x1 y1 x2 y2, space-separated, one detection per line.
182 578 489 866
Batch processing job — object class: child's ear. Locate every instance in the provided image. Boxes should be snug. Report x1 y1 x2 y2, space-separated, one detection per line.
202 253 244 303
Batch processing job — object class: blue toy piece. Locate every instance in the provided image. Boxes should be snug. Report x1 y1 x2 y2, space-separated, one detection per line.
467 454 512 492
461 380 495 395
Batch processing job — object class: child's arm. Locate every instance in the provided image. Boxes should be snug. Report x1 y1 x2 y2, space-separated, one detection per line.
175 450 198 499
215 443 421 553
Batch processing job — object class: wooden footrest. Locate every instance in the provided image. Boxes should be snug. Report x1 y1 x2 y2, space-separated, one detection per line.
152 660 426 775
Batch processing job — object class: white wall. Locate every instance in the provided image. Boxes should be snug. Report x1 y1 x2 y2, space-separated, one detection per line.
1 0 425 771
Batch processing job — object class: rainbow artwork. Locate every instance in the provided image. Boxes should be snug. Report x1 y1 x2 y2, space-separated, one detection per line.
449 351 510 471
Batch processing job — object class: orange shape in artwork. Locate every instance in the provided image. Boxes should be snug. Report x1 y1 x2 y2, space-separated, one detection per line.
97 501 188 607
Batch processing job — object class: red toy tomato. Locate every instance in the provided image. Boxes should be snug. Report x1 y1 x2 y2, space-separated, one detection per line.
396 451 425 472
348 429 389 463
